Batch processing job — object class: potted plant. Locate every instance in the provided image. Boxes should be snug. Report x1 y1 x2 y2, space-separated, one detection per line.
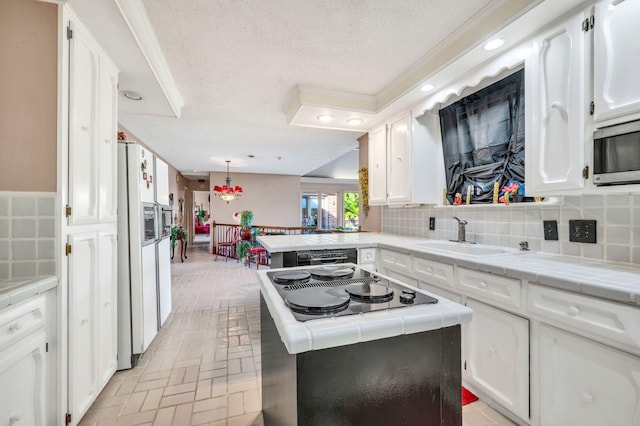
170 226 187 250
237 240 252 264
239 210 254 241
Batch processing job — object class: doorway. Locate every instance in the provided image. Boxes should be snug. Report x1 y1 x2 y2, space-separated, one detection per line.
193 190 211 245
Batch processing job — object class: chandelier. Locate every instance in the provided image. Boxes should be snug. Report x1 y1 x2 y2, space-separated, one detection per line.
213 161 243 203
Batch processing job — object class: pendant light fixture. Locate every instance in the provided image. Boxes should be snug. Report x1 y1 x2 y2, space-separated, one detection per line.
213 161 243 203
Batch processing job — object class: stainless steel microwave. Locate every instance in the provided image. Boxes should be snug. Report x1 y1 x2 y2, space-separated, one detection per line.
593 120 640 186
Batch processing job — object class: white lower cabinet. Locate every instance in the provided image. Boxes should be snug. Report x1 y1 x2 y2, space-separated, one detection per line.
464 299 529 421
538 325 640 425
0 293 52 426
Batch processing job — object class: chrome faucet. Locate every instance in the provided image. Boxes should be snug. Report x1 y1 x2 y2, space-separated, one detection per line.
452 217 468 243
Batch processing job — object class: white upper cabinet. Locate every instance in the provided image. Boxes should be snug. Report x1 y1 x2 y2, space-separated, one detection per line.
367 110 445 205
525 10 590 195
368 125 387 205
387 112 413 204
155 156 170 206
593 0 640 124
98 60 119 223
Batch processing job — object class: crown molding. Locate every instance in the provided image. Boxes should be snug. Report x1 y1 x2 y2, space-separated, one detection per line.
114 0 184 118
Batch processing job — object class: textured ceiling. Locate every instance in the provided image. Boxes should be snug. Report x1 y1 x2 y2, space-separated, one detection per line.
113 0 538 178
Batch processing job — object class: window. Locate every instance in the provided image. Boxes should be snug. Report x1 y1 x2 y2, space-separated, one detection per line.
439 69 525 204
300 187 359 230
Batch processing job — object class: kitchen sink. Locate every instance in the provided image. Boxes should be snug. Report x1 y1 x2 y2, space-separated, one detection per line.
411 240 521 256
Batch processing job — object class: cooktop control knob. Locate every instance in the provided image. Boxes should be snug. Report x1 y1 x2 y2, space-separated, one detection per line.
399 292 416 304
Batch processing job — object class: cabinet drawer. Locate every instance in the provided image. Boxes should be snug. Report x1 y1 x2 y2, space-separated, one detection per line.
528 284 640 354
458 268 522 310
418 281 462 304
379 249 412 274
0 295 46 352
357 248 376 266
413 257 454 290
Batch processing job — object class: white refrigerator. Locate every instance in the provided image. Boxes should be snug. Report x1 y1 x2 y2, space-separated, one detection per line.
117 142 166 369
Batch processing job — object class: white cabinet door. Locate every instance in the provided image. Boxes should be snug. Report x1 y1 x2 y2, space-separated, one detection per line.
525 12 588 195
155 157 170 206
387 112 412 204
97 230 117 389
539 325 640 425
68 231 98 420
368 125 387 205
464 299 529 421
97 59 118 224
0 331 47 426
593 0 640 123
68 20 99 226
157 237 172 328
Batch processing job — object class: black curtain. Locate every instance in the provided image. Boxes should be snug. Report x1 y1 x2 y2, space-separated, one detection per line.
439 69 525 204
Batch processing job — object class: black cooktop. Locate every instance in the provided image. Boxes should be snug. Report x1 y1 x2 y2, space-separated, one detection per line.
266 264 438 322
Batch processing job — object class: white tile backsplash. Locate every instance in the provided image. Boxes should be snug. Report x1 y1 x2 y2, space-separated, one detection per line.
0 192 56 279
382 193 640 265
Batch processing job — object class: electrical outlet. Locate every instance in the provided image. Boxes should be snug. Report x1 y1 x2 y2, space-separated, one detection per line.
569 220 597 243
429 217 436 230
543 220 558 240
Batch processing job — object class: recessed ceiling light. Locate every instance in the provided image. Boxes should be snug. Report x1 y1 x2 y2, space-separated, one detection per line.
317 114 334 122
122 90 143 101
484 39 504 51
420 84 435 92
346 118 363 126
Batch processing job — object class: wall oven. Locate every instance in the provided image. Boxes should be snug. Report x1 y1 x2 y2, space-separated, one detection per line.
593 120 640 186
281 248 358 267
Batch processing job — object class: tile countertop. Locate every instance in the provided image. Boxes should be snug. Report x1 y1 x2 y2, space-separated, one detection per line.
257 233 640 307
257 266 473 355
0 275 58 310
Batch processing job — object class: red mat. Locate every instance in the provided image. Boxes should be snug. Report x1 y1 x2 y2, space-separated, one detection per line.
462 387 479 406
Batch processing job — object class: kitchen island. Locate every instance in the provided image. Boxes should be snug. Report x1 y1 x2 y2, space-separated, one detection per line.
258 265 472 426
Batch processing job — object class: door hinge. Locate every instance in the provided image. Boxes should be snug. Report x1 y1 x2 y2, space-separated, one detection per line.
65 243 72 256
583 165 590 180
66 205 72 217
67 25 73 40
464 361 467 370
582 15 594 32
65 413 72 425
589 101 595 115
46 342 49 352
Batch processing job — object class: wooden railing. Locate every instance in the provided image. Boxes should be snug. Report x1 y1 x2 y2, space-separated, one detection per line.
211 222 316 255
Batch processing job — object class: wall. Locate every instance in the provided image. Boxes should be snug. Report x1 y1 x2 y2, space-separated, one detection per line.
0 0 57 192
209 172 300 227
382 194 640 265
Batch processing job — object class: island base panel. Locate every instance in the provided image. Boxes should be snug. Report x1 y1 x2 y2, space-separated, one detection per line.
261 295 462 426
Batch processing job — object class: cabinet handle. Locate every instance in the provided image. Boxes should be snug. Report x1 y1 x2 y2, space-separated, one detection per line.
426 267 433 273
567 306 580 316
581 393 593 403
396 156 402 161
9 412 23 424
105 138 111 144
81 318 89 325
479 281 487 289
8 321 21 332
105 300 111 307
81 125 89 132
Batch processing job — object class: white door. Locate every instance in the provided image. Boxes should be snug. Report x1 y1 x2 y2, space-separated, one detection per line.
139 147 155 204
464 299 529 421
97 230 117 389
368 125 387 205
68 232 98 421
539 325 640 425
593 0 640 123
97 59 118 224
68 20 99 226
155 157 170 206
387 112 412 204
157 237 172 327
525 12 588 195
140 243 158 352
